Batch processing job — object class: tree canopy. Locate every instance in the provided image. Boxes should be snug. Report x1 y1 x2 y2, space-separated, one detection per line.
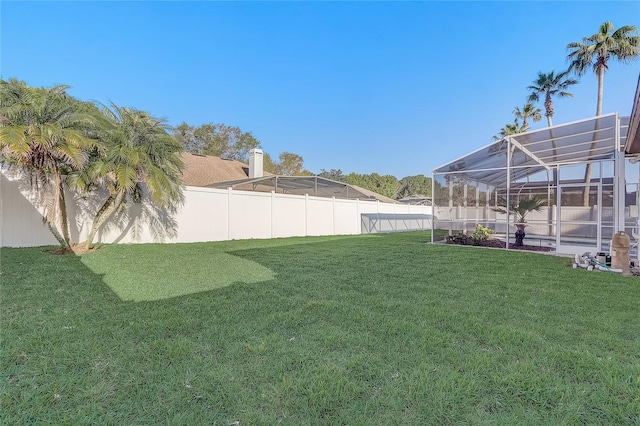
173 122 260 162
567 21 639 116
527 70 577 127
71 104 185 250
0 79 102 247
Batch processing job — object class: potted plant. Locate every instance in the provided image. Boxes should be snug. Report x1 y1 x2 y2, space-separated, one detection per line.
493 196 548 247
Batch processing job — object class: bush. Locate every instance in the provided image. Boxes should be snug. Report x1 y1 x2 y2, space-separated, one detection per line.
446 224 495 247
472 224 494 245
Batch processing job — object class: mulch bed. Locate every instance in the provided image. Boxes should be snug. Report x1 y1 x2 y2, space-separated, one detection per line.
446 237 553 252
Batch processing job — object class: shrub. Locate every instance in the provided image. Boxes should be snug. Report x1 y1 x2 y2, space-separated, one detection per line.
472 224 494 245
446 224 495 247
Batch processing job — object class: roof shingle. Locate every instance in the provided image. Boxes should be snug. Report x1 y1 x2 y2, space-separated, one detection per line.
180 153 271 187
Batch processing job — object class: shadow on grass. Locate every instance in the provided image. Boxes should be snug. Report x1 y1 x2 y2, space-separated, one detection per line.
78 234 388 302
0 245 115 302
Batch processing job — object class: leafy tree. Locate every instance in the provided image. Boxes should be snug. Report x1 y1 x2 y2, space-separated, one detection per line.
345 173 399 199
198 124 260 161
527 70 577 127
172 122 312 177
262 151 312 176
274 152 305 176
173 123 261 162
0 79 101 247
318 168 346 182
396 174 432 199
173 122 202 154
262 152 278 174
567 21 639 116
71 104 184 251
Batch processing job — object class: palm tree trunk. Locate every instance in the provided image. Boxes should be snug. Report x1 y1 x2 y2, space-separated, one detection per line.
582 67 606 206
596 66 604 116
83 191 124 251
547 113 558 188
57 177 71 247
53 172 71 247
45 221 68 248
544 94 554 125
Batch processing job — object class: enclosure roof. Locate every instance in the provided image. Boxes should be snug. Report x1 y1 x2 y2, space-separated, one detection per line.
624 74 640 155
206 175 398 203
433 113 629 186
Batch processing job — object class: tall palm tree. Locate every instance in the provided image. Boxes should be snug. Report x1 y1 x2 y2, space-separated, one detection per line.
567 22 639 205
73 104 184 251
0 79 101 247
494 119 527 140
567 21 639 116
527 70 578 127
513 103 542 130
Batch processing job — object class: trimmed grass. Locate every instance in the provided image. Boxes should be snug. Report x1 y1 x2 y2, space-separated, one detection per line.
1 232 639 424
81 244 276 301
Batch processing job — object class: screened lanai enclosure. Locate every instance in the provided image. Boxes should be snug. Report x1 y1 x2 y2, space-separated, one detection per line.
432 113 640 255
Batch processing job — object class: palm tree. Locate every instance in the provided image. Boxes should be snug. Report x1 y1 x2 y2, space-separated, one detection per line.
527 71 577 189
527 70 578 127
0 79 101 247
513 103 542 130
494 119 527 140
567 21 639 116
73 104 184 251
493 196 548 247
567 22 639 206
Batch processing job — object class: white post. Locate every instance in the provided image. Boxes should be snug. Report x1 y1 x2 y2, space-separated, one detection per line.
356 198 360 234
614 115 625 233
305 194 309 236
431 172 435 243
332 196 336 235
227 187 232 240
463 183 468 233
271 191 275 239
506 139 513 250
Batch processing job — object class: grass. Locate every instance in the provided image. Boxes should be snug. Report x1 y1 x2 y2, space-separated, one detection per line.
1 231 639 424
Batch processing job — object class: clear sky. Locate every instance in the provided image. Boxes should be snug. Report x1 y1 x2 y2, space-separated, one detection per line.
2 1 639 178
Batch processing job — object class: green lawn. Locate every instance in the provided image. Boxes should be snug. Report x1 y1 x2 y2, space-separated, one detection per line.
1 232 639 424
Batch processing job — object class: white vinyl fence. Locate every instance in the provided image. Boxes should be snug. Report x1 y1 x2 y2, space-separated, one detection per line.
1 171 432 247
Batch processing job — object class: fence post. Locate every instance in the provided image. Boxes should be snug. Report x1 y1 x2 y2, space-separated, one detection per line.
305 194 309 236
271 191 275 239
227 187 232 240
332 196 336 235
356 198 360 234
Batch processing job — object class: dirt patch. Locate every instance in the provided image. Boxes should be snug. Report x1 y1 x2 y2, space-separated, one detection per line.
46 247 74 255
45 244 101 256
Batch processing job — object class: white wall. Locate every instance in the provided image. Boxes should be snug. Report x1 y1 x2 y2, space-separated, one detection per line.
1 171 433 247
0 172 59 247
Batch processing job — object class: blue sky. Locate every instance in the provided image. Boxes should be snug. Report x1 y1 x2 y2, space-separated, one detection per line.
2 1 639 178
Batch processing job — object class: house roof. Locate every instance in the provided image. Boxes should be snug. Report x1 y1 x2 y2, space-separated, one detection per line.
181 153 397 203
206 175 399 203
180 153 272 187
624 73 640 155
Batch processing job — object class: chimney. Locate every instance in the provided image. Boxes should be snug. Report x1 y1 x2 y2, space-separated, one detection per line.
249 148 263 178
